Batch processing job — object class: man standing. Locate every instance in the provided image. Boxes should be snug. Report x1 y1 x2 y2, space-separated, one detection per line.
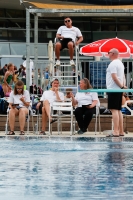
55 17 83 66
106 48 127 137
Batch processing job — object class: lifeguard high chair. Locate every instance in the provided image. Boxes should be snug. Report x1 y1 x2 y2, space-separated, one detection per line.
52 38 81 95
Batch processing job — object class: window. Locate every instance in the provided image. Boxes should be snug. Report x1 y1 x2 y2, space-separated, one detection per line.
0 9 5 17
6 9 25 18
101 24 116 31
117 25 129 31
101 18 116 23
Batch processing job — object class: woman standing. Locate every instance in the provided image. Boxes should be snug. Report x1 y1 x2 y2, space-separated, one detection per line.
8 80 30 135
71 78 99 134
13 66 19 83
2 63 15 95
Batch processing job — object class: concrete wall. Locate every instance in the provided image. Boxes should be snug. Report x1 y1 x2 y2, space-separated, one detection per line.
0 115 133 133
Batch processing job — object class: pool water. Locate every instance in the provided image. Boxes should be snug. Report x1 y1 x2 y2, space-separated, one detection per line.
0 136 133 200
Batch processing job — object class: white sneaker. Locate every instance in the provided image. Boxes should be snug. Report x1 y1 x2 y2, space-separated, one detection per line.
56 60 60 66
70 60 75 66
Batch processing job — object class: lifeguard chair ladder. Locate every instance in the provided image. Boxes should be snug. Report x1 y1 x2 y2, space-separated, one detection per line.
52 38 81 94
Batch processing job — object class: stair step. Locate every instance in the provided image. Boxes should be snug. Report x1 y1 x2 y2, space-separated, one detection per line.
54 65 76 67
53 76 78 78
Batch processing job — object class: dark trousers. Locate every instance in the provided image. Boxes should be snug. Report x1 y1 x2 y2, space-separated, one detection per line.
75 106 96 131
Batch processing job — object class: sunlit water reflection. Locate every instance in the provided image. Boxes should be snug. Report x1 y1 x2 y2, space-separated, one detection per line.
0 136 133 200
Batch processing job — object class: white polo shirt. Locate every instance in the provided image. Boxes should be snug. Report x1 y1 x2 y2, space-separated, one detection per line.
40 90 64 105
75 92 99 107
57 26 82 42
9 90 30 107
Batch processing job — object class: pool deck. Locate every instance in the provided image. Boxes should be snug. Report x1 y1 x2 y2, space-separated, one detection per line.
0 131 133 137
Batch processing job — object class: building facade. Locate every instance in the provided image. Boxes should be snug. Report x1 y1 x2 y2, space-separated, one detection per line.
0 1 133 79
0 9 133 44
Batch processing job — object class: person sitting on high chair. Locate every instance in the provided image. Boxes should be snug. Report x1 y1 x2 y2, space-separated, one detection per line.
36 78 64 135
55 16 83 66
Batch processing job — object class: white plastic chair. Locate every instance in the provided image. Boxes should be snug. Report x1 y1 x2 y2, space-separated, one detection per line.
94 106 101 135
49 101 74 136
5 107 10 135
122 100 133 133
5 102 34 135
111 100 133 133
122 100 133 115
84 105 101 135
26 102 35 134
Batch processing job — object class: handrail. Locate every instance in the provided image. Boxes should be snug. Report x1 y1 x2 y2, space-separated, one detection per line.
79 89 133 93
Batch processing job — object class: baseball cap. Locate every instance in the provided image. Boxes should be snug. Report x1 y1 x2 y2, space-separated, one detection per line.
51 77 59 83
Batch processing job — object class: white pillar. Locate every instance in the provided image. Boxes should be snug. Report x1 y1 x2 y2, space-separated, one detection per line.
26 8 30 90
94 56 100 61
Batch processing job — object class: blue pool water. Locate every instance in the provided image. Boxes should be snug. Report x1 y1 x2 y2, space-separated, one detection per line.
0 136 133 200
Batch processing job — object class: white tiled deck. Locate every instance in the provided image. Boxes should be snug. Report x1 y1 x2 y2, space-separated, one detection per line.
0 131 133 137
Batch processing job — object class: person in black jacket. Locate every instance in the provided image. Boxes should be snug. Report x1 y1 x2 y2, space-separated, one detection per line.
0 64 7 83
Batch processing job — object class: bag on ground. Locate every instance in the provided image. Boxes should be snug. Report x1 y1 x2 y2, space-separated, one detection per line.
0 85 4 98
30 85 43 97
0 98 9 114
121 107 133 115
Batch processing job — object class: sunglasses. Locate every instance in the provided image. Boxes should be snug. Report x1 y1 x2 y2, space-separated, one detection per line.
64 20 70 23
16 88 23 90
108 52 114 54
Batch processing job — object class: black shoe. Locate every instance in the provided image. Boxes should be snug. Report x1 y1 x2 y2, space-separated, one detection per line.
78 129 85 134
50 118 57 124
82 129 87 133
7 131 15 135
39 131 46 135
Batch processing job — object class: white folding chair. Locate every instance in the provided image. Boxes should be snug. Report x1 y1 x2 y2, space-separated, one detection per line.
5 107 10 135
122 100 133 115
94 106 101 135
34 109 39 134
5 102 34 135
26 102 35 134
122 100 133 133
49 101 74 136
85 105 101 135
111 100 133 133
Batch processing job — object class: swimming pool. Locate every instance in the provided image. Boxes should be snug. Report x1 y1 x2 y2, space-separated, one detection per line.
0 136 133 200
